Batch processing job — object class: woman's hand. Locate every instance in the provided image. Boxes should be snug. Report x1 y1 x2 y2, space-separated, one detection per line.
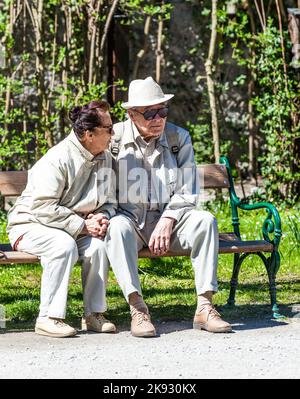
81 213 110 239
148 217 175 256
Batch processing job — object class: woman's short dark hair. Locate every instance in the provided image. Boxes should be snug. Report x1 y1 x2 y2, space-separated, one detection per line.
69 100 110 139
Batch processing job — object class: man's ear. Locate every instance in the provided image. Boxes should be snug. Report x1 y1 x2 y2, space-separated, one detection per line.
128 110 135 122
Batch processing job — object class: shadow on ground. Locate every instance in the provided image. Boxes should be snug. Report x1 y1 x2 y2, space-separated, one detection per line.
2 302 296 335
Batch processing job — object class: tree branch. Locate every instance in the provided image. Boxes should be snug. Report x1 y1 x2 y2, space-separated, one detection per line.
99 0 119 72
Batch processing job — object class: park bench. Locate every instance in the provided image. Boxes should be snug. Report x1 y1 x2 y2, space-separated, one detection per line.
0 156 282 317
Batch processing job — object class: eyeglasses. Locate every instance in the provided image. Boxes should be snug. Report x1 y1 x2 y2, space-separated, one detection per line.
101 125 114 134
133 107 168 121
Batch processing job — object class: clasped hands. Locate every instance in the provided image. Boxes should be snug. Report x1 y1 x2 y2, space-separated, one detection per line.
81 213 109 239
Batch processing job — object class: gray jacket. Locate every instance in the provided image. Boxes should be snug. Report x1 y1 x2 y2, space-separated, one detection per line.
7 131 117 245
113 119 199 229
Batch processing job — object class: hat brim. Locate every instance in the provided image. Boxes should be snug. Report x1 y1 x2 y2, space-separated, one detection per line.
121 94 174 109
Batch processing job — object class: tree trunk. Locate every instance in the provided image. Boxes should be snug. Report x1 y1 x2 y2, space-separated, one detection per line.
3 0 14 137
47 8 58 115
26 0 53 154
254 0 266 31
88 0 101 85
205 0 220 163
243 0 257 182
99 0 119 77
248 79 256 182
133 15 152 80
156 16 163 83
275 0 289 96
22 1 28 169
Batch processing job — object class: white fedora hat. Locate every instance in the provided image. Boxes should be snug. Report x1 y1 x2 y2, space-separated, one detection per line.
121 76 174 109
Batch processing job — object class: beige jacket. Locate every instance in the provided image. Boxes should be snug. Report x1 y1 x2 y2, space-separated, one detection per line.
113 119 199 229
7 131 117 245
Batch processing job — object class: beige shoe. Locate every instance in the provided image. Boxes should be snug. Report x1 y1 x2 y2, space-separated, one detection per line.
35 317 77 338
193 305 232 333
81 313 116 333
131 307 156 337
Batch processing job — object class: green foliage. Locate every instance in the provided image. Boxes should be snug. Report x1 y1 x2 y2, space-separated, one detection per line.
0 0 299 206
0 0 173 170
287 215 300 255
188 120 214 164
251 22 300 204
219 5 300 204
118 0 172 27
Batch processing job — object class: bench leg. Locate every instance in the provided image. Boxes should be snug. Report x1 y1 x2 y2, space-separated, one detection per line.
227 253 247 306
268 251 281 318
257 251 282 318
227 251 282 317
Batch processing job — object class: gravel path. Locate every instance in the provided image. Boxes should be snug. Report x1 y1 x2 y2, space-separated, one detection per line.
1 318 300 379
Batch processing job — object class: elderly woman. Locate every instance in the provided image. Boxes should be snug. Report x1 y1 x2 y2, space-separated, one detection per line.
6 100 118 338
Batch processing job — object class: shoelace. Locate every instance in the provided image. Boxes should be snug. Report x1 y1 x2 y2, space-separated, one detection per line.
207 306 221 319
53 319 68 327
94 313 109 323
198 305 221 320
131 308 150 326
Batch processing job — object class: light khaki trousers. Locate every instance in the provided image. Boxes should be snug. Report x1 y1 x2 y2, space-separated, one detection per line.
106 209 219 297
14 224 138 319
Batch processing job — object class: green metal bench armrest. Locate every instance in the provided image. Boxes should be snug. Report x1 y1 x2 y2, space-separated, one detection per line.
237 202 282 248
220 155 282 249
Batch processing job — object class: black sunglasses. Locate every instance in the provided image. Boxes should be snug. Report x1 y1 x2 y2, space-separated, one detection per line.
133 107 168 121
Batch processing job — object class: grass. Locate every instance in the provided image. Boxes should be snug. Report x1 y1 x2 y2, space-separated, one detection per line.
1 202 300 331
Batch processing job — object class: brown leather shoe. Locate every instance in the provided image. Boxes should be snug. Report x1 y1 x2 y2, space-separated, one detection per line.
193 305 232 333
81 313 116 333
131 307 156 337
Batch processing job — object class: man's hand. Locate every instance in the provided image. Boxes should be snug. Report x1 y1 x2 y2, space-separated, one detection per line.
148 217 175 256
81 213 110 239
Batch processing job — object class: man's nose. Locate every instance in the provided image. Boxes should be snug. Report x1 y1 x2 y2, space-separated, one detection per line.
154 113 162 120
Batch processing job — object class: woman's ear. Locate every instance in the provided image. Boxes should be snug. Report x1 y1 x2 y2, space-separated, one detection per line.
85 130 94 140
80 130 92 143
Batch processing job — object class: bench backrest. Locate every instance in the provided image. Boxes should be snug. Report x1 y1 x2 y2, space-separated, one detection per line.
0 164 230 198
198 164 230 189
0 171 28 197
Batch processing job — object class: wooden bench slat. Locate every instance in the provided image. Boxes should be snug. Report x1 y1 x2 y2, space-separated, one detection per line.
0 171 28 196
138 236 273 257
218 239 273 254
0 233 273 264
0 243 39 264
199 164 230 189
0 251 39 264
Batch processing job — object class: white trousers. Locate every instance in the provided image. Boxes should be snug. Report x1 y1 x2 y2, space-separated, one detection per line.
16 225 110 319
106 209 219 296
14 209 218 318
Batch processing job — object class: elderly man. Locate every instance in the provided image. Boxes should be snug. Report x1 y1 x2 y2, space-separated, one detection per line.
107 77 231 337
